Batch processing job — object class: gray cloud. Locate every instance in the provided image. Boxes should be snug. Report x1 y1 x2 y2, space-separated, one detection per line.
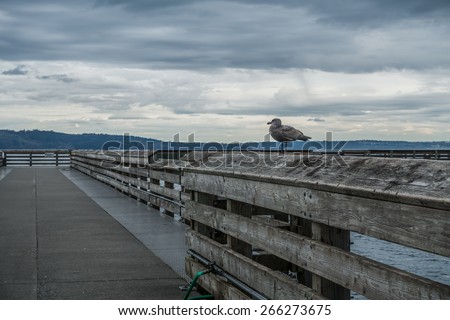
0 0 449 72
164 91 450 121
107 115 149 120
93 0 450 29
37 74 78 83
0 0 449 141
308 118 326 122
2 65 27 75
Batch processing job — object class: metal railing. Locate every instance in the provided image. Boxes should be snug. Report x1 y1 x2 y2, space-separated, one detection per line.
0 150 71 167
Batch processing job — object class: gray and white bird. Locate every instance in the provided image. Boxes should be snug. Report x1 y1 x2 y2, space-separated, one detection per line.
267 118 311 150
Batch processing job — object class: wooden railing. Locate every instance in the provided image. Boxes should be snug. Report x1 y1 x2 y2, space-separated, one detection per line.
338 149 450 160
69 150 450 300
0 149 70 166
70 150 187 217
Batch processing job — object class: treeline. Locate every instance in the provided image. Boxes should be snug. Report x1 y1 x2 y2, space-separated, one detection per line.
0 130 160 149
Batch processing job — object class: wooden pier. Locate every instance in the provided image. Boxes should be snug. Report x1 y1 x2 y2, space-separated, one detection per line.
0 150 450 299
67 149 450 300
0 166 185 299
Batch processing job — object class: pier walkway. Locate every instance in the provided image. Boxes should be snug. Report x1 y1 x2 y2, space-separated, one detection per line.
0 167 187 299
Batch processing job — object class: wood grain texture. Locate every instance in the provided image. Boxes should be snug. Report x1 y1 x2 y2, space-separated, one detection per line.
185 257 251 300
187 230 325 300
183 154 450 210
183 200 450 300
183 172 449 257
148 169 181 184
71 160 182 213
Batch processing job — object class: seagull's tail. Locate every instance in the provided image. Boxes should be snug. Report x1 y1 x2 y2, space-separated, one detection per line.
297 135 311 141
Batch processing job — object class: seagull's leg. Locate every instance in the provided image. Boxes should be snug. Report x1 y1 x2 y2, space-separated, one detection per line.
280 142 287 154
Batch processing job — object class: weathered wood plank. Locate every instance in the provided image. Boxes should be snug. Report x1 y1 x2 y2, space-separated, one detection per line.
130 177 149 190
119 155 149 167
183 200 450 299
71 151 119 163
148 169 181 184
149 184 181 200
187 230 325 300
185 257 251 300
129 187 149 202
117 166 149 177
96 174 129 193
71 150 151 167
183 172 450 257
70 155 115 170
71 163 91 176
183 155 450 210
181 191 191 202
148 195 181 214
71 155 149 177
71 159 128 184
252 215 291 228
73 159 181 212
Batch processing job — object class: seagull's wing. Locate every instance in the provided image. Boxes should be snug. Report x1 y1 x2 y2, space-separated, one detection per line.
280 125 304 141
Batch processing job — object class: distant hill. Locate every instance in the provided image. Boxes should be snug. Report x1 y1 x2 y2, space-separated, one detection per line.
0 130 162 150
0 129 449 150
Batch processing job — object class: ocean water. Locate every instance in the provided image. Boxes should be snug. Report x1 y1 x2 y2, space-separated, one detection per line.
350 232 450 299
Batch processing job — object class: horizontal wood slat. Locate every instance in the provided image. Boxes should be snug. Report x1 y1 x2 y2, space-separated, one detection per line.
183 200 450 300
187 230 325 300
71 153 183 215
183 172 450 257
185 257 251 300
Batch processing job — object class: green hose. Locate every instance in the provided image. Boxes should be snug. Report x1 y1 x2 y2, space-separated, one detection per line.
183 269 214 300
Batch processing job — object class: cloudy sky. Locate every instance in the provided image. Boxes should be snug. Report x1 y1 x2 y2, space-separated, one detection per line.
1 0 449 142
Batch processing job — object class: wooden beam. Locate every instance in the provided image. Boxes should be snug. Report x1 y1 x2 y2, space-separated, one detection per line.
185 257 251 300
187 230 325 300
183 155 450 209
183 200 450 300
148 169 181 184
183 172 450 257
149 184 181 200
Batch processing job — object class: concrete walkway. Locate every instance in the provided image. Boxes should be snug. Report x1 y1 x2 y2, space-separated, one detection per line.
60 168 188 281
0 167 186 299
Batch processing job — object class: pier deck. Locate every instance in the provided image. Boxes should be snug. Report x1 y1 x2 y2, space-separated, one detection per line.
0 167 186 299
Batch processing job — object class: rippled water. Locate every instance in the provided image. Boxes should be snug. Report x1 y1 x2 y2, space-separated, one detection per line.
350 232 450 299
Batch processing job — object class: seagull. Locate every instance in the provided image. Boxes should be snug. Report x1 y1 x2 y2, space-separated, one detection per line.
267 118 311 151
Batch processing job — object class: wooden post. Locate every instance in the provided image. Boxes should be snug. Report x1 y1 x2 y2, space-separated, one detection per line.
193 191 220 241
165 179 175 216
291 215 312 288
311 221 350 299
226 199 253 258
150 176 161 210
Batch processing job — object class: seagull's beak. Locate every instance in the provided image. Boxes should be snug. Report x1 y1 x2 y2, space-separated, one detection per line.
267 121 272 125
